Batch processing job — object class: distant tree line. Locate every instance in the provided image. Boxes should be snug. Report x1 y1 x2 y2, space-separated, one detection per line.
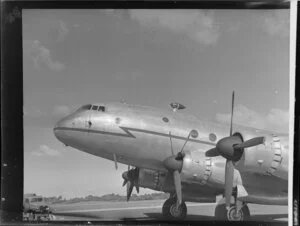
42 192 170 204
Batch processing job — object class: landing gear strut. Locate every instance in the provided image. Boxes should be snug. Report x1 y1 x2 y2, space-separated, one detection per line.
215 202 250 221
162 196 187 220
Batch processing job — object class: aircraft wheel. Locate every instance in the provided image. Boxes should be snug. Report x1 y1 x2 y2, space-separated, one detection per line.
227 204 250 221
169 202 187 220
215 203 250 221
162 197 176 217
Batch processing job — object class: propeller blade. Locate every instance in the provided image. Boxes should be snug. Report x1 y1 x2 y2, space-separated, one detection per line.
122 171 128 180
127 181 134 202
122 179 128 187
169 131 174 156
234 137 265 149
230 91 235 136
224 160 234 209
134 168 139 193
173 170 182 205
205 148 220 157
179 131 191 154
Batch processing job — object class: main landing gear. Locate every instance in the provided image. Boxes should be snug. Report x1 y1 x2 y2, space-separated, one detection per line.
215 201 250 221
162 196 187 220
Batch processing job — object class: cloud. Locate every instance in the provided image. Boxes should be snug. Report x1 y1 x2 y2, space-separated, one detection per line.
129 10 219 45
24 105 73 128
24 107 47 118
57 20 69 42
24 40 65 71
216 104 289 132
263 10 289 37
266 108 289 128
31 145 61 157
52 105 71 118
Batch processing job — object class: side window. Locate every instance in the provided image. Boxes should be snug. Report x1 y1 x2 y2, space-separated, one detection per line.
92 105 98 111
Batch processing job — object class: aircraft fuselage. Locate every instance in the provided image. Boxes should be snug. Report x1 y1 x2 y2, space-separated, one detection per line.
54 102 288 205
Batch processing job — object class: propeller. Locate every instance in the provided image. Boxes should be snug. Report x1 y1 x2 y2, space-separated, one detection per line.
122 166 139 201
163 131 192 205
205 91 265 209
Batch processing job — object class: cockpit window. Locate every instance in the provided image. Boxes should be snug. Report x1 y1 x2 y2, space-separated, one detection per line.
79 104 105 112
81 104 92 110
92 105 98 111
98 106 105 112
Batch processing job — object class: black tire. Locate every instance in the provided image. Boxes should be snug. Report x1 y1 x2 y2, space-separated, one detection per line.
169 202 187 220
241 204 250 221
215 203 227 220
162 197 176 217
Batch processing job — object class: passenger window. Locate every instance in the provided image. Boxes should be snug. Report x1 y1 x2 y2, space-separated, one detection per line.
162 117 169 123
98 106 105 112
190 130 198 138
92 105 98 111
209 133 217 142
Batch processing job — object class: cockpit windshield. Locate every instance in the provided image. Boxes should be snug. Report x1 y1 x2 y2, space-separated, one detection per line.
78 104 105 112
80 104 92 110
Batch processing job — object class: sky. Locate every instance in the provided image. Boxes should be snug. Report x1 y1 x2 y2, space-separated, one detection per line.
23 9 290 198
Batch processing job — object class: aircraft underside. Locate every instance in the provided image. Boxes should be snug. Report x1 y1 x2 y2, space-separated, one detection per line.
121 166 287 221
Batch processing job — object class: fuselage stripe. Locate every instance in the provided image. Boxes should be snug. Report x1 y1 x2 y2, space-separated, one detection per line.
120 127 216 146
54 126 216 146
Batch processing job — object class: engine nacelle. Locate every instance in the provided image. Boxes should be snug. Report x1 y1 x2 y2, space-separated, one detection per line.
137 168 174 192
136 166 218 202
181 150 226 193
235 134 288 180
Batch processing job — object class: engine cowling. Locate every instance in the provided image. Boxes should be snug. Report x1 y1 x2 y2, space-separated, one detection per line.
134 166 218 202
181 150 227 192
137 168 174 192
235 134 288 180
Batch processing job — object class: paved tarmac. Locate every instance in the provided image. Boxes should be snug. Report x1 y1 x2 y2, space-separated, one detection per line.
51 200 288 222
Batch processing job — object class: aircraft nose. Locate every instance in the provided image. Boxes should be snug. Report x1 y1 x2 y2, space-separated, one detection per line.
54 115 72 129
53 114 75 144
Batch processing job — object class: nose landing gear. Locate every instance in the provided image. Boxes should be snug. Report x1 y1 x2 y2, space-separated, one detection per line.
162 196 187 220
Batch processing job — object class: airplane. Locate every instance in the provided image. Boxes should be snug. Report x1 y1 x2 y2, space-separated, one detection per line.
53 92 288 221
